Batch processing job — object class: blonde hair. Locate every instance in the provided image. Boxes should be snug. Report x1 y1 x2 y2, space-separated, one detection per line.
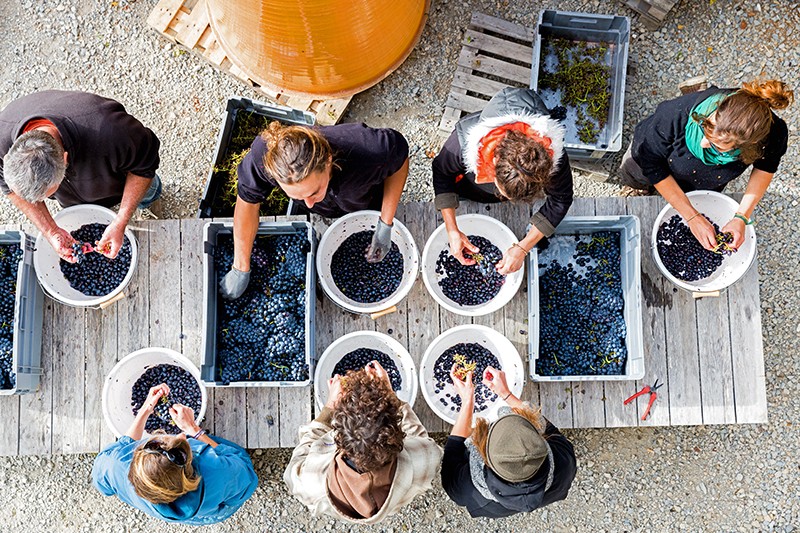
472 406 545 464
705 79 794 164
261 121 334 185
128 436 200 504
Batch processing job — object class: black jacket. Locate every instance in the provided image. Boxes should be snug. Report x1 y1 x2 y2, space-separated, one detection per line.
441 419 577 519
432 88 574 237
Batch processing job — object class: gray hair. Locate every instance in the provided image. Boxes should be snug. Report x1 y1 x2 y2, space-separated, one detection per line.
4 130 66 202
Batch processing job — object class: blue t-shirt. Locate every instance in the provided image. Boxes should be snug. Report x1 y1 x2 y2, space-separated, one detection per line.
92 435 258 526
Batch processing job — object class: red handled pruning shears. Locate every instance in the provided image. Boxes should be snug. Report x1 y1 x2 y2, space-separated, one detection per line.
624 378 663 421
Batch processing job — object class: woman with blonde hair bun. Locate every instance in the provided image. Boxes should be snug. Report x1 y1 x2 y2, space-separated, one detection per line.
92 384 258 524
619 78 793 251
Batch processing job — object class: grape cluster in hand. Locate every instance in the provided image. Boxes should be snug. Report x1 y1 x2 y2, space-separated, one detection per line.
331 348 402 391
656 214 734 281
433 343 500 413
0 244 21 390
330 230 403 303
59 223 132 296
436 235 505 306
536 232 628 376
131 364 202 434
215 233 310 383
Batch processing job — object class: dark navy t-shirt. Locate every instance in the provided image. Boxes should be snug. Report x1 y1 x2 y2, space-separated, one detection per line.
236 123 408 218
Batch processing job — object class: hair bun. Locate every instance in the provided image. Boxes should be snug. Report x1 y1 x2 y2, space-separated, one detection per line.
742 79 794 110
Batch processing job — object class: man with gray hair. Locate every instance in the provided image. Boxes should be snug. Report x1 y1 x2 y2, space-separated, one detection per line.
0 90 162 261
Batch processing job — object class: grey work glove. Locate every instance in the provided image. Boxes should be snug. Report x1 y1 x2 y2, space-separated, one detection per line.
365 218 393 263
220 267 250 300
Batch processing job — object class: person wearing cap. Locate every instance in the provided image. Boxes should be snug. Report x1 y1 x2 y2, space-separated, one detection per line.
432 87 574 275
441 366 577 518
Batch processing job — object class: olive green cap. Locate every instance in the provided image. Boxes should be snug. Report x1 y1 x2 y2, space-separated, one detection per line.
485 414 547 483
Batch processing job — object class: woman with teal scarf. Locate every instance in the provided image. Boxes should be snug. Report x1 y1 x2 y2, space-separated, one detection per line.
620 79 793 250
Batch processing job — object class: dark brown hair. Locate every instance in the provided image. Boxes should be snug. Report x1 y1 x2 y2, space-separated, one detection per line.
493 130 554 202
472 405 545 464
128 436 200 504
331 369 405 472
701 79 794 164
261 121 333 184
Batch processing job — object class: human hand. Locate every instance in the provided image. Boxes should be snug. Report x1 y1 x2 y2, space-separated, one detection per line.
721 218 745 249
365 218 393 263
447 229 479 266
325 374 344 409
449 364 475 401
96 219 126 258
140 383 170 415
46 226 78 263
169 403 199 435
365 360 392 390
496 244 527 275
482 366 510 399
219 267 250 300
687 215 717 251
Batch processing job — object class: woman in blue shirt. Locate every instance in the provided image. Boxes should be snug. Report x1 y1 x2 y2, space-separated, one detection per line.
92 384 258 525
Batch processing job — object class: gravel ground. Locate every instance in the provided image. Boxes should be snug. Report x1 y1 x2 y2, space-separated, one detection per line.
1 0 799 531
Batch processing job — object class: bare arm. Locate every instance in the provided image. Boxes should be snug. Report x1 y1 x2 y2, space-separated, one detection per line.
721 168 774 248
379 158 409 225
97 173 154 258
654 176 717 250
496 224 545 275
232 196 261 273
442 206 478 265
8 192 76 262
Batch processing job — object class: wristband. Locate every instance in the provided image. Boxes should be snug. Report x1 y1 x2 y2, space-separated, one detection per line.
192 429 207 440
512 242 530 254
503 392 512 401
734 213 753 225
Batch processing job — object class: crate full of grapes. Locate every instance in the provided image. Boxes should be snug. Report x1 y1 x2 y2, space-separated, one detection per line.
527 216 644 382
530 10 630 160
0 230 44 395
200 221 316 387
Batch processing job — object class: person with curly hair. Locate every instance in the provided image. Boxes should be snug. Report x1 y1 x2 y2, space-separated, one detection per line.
432 87 574 274
92 384 258 525
441 366 577 518
620 78 793 250
284 361 441 524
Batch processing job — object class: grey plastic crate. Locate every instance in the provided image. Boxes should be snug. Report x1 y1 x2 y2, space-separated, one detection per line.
200 221 317 387
0 230 44 395
198 96 315 218
531 10 630 160
527 216 644 381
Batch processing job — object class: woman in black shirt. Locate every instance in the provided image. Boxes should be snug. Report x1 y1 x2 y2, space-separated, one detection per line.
220 121 409 299
620 79 793 250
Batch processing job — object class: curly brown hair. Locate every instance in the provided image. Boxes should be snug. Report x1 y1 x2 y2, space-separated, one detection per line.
493 130 554 202
331 369 405 472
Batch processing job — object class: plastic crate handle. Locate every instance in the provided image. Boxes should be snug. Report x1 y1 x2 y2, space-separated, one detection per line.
569 17 601 25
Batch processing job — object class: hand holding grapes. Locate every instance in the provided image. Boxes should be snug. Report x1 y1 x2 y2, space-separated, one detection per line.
449 365 475 401
687 214 717 250
365 360 392 390
141 383 170 415
325 374 343 409
496 244 526 275
447 228 479 266
721 217 746 249
97 219 126 259
46 226 79 263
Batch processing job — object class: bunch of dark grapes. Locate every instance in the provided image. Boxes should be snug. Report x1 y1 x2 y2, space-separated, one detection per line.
436 235 505 306
214 232 310 384
433 342 500 413
330 230 403 303
331 348 402 391
656 214 734 281
59 223 132 296
536 231 627 376
0 244 20 390
131 364 202 434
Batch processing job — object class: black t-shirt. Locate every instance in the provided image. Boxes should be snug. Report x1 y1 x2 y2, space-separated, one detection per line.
631 86 788 190
236 123 409 218
0 90 160 207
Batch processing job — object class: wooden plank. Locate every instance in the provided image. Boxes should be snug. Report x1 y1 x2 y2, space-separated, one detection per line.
310 98 353 127
18 297 54 455
457 52 532 86
471 12 534 42
404 203 445 432
451 70 511 99
51 303 87 454
445 92 490 115
568 198 608 429
728 262 767 423
148 221 183 352
437 106 464 138
462 30 533 65
84 306 118 452
695 293 735 424
146 0 185 33
117 225 150 357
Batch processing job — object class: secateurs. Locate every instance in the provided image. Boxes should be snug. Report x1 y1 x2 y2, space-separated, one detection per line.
623 378 663 421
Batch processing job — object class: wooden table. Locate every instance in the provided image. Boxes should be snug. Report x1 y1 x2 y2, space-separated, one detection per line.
0 197 767 456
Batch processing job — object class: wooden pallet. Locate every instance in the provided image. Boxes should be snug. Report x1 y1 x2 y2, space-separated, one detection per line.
146 0 350 126
437 12 535 144
618 0 679 29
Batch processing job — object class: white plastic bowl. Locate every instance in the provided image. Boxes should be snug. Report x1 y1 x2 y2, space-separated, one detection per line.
652 191 756 292
420 325 525 425
33 204 138 307
421 214 524 316
316 210 419 314
315 331 418 409
102 348 208 439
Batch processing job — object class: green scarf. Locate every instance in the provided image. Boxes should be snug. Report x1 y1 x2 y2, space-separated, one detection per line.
685 93 741 166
